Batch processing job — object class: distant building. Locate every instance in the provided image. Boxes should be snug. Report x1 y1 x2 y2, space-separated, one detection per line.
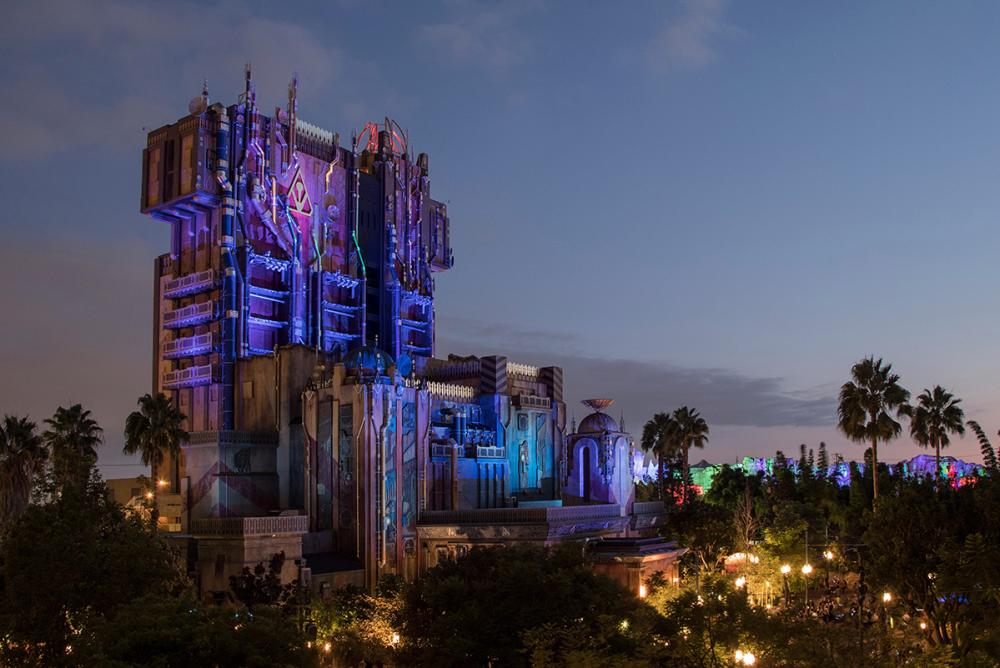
106 476 145 507
139 69 677 596
634 453 986 495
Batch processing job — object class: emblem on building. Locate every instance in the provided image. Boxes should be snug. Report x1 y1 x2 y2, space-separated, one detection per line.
287 164 313 218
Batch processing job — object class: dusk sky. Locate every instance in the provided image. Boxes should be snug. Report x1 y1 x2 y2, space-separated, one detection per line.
3 0 1000 477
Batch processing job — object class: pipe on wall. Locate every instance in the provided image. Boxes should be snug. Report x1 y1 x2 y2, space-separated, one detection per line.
349 134 367 344
215 105 237 431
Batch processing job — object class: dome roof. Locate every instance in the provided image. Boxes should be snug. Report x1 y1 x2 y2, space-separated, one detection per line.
578 411 619 433
343 343 394 376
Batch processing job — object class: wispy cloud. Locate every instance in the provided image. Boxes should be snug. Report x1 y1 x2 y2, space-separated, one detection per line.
436 317 837 429
0 0 345 160
645 0 736 71
413 0 541 72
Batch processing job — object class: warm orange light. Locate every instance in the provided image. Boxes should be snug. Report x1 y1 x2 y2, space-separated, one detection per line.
801 564 813 576
145 491 154 500
323 641 332 653
157 479 168 487
638 583 648 598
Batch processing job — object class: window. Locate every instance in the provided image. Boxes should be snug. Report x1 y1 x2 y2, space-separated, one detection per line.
147 147 162 206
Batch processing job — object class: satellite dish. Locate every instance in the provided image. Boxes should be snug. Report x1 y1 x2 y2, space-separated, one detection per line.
188 96 208 115
582 399 615 413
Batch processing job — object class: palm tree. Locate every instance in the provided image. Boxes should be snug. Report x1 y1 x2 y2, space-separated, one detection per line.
641 412 679 500
837 357 910 507
909 385 965 483
672 406 709 503
966 421 998 476
43 404 103 492
124 393 188 494
0 416 47 528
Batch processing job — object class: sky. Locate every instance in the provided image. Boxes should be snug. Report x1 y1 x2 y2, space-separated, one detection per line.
2 0 1000 478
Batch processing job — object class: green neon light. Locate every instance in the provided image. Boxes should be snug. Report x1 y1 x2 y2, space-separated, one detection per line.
353 229 366 278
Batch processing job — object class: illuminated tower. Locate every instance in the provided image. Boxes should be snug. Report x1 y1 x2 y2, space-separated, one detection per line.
139 70 452 505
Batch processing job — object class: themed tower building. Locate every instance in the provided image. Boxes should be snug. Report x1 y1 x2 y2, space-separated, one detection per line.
140 71 677 595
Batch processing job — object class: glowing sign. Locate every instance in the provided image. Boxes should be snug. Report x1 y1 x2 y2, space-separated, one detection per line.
287 164 313 218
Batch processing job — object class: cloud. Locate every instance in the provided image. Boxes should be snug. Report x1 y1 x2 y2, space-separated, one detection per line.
413 0 540 72
645 0 735 71
436 317 836 429
0 0 345 160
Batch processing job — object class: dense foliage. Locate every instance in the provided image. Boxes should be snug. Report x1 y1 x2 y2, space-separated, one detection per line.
0 404 314 668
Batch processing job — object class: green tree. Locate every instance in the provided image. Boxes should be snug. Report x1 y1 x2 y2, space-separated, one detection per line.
641 412 678 500
314 578 405 667
816 442 830 480
966 420 997 476
837 357 910 508
77 594 316 668
672 406 710 503
705 464 761 511
228 551 298 612
669 498 735 572
863 479 994 658
0 415 46 530
43 404 103 493
400 544 660 667
909 385 965 482
0 468 184 666
123 393 188 495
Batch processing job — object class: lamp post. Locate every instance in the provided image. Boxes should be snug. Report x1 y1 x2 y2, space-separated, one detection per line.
802 563 813 611
823 549 834 590
781 564 791 607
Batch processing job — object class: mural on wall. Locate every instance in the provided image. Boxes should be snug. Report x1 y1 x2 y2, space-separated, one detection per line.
338 403 354 530
535 413 549 491
518 440 529 490
402 401 417 531
384 400 397 569
316 398 334 530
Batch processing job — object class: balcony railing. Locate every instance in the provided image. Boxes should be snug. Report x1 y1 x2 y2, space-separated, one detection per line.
632 501 666 515
163 363 213 389
163 269 216 298
514 394 551 410
163 333 214 359
163 301 215 328
475 446 505 459
249 284 290 303
190 515 308 536
426 381 476 401
508 361 540 379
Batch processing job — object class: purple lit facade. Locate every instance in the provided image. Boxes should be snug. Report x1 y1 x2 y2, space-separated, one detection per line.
140 70 676 595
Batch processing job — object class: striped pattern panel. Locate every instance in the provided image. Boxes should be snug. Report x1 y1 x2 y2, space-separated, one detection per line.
479 356 508 396
540 366 563 403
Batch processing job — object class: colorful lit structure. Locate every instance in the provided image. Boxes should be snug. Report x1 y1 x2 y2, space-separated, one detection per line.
140 70 675 595
634 452 985 496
